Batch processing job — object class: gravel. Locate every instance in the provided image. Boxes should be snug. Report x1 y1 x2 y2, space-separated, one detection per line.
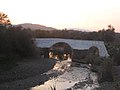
0 58 56 90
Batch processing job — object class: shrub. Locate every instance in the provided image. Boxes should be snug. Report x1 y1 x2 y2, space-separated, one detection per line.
85 54 101 66
0 26 37 71
0 26 37 57
105 42 120 65
98 57 114 82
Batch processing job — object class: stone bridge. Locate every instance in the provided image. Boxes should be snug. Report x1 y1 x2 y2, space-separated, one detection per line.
35 38 109 60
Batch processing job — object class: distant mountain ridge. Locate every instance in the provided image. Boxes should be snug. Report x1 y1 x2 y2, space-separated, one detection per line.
18 23 56 30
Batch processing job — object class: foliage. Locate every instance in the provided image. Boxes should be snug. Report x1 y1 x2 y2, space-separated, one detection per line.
98 57 114 82
0 26 37 70
0 27 33 57
105 42 120 65
0 12 11 25
85 54 101 66
34 25 115 43
0 26 36 57
98 26 115 42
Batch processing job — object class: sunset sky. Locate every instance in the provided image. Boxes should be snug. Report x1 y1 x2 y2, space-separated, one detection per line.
0 0 120 32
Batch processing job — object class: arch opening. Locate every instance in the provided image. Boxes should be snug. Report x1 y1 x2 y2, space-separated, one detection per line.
88 46 99 56
49 42 73 61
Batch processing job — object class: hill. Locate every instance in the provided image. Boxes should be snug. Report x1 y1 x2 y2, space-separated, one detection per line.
18 23 56 30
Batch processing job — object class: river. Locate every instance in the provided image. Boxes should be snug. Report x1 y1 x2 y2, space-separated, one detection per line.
30 58 99 90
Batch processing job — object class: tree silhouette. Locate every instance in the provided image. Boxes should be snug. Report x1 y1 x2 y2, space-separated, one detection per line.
0 12 11 26
98 25 115 42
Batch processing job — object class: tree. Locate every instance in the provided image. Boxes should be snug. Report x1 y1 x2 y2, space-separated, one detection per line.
98 25 115 42
0 12 11 26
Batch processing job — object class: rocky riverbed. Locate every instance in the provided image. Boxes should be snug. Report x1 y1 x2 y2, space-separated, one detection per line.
0 58 57 90
2 58 117 90
31 59 99 90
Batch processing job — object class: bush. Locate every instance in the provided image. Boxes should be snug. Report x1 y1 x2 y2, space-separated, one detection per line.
0 26 36 57
0 26 37 71
98 57 114 82
105 42 120 65
85 54 101 66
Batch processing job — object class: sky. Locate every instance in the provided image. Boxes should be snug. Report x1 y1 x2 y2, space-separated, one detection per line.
0 0 120 32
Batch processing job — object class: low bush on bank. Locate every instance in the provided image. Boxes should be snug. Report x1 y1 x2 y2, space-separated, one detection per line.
83 53 114 82
75 54 101 65
98 57 114 82
85 54 120 89
85 54 101 66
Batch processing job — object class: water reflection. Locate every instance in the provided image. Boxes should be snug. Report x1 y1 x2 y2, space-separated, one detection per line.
30 58 99 90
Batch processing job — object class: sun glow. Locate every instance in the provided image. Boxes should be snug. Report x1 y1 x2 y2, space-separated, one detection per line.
0 0 120 32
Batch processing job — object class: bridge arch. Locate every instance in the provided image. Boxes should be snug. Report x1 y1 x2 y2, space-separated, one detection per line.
88 46 99 56
49 42 73 60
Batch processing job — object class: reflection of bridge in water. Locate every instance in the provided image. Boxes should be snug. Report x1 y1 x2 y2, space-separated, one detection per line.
35 38 109 61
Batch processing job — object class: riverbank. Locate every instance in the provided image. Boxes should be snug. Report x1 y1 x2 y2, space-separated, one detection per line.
0 58 57 90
